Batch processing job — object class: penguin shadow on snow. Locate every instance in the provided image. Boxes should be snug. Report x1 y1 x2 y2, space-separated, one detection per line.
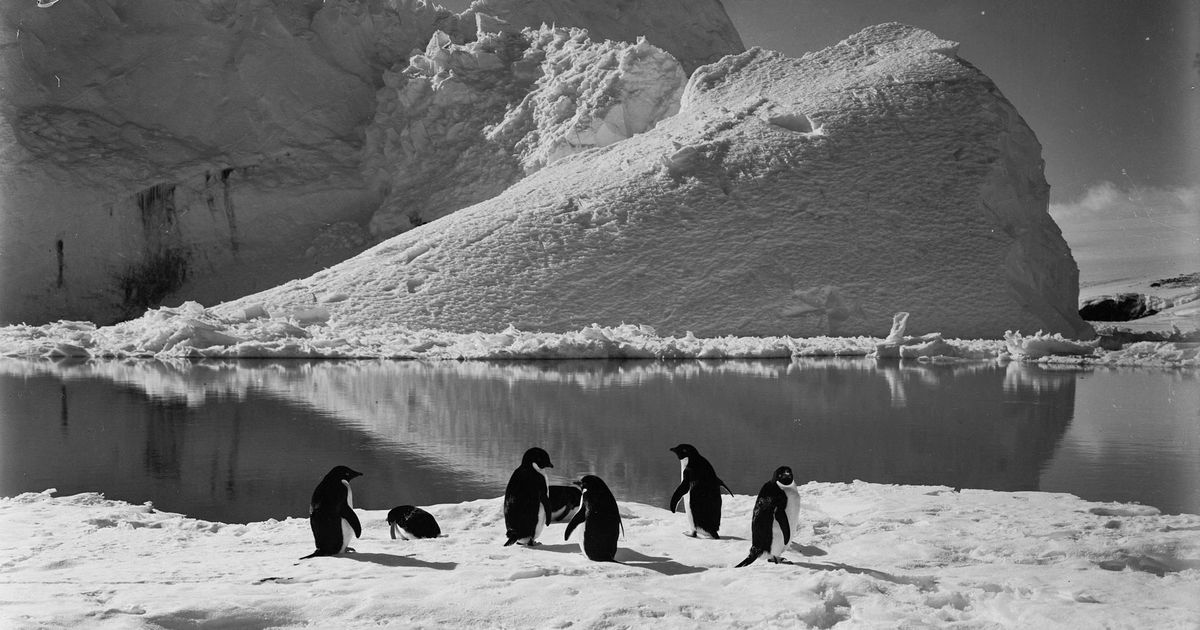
340 551 457 571
519 541 580 554
788 560 936 590
612 548 705 576
792 542 828 557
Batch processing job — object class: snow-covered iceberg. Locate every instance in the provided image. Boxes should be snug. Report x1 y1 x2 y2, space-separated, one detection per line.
217 23 1093 340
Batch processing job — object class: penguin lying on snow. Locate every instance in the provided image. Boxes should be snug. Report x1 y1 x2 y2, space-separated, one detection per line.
387 505 441 540
564 475 623 561
548 484 583 523
669 444 733 539
736 465 801 567
503 447 554 546
301 465 362 559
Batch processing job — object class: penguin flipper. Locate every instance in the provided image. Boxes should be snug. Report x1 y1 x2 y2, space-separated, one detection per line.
343 506 362 538
564 508 586 541
669 481 689 513
735 548 763 568
720 480 734 497
774 509 791 546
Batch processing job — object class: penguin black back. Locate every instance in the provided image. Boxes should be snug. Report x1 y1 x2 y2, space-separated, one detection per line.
387 505 441 540
736 466 797 567
503 447 554 546
564 475 623 561
668 443 732 538
302 465 362 559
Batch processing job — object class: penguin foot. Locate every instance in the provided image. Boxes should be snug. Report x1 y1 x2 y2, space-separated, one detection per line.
767 557 792 564
683 531 697 538
346 547 357 553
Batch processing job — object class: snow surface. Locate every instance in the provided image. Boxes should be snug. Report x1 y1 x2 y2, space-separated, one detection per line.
2 484 1197 629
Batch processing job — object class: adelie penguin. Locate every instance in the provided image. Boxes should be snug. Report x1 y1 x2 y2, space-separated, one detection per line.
301 465 362 559
548 484 583 523
669 443 733 539
386 505 441 540
564 475 623 562
503 447 554 546
736 465 802 567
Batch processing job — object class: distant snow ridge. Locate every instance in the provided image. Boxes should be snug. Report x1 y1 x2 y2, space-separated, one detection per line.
364 23 686 237
224 23 1095 340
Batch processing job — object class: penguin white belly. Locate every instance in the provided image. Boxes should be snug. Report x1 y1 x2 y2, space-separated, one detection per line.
534 504 547 541
782 485 801 547
340 518 356 553
530 466 548 543
340 480 356 553
769 521 785 558
679 458 697 534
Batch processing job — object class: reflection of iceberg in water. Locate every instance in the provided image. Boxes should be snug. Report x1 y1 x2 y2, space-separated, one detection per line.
0 357 1082 522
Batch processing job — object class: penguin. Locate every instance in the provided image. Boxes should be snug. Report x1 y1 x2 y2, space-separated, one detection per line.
386 505 441 540
301 465 362 559
668 443 732 539
548 484 583 523
503 447 554 546
563 475 623 561
735 465 801 567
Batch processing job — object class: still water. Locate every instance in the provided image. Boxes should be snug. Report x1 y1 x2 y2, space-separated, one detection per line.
1 358 1196 523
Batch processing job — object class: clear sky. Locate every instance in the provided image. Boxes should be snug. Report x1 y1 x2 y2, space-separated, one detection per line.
722 0 1200 204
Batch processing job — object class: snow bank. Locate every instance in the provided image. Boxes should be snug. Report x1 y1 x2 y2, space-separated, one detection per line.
217 23 1092 340
2 484 1197 629
2 302 1195 367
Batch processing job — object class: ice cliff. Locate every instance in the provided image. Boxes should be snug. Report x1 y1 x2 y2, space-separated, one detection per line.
216 23 1093 339
0 0 742 325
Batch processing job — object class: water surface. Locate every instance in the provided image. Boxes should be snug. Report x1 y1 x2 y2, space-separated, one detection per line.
1 358 1195 522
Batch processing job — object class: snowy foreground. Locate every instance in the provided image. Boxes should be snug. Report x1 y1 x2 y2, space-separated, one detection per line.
2 484 1198 629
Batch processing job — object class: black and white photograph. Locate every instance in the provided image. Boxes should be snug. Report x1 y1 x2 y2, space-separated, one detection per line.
1 0 1197 627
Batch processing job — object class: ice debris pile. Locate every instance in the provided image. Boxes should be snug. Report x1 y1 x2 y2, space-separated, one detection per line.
1 303 1195 367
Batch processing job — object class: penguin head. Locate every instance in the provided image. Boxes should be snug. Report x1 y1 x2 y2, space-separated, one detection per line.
521 447 554 470
773 466 794 487
324 465 363 482
573 474 616 501
572 474 608 494
669 444 698 460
